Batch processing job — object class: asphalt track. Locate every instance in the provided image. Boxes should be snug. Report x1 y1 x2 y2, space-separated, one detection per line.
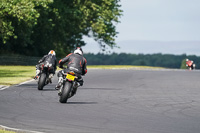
1 69 200 133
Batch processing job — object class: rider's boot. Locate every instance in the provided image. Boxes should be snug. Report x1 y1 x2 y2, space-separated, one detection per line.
55 77 63 90
49 74 54 84
34 70 40 79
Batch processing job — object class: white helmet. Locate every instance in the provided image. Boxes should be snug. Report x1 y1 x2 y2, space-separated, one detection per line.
74 47 83 55
48 50 56 56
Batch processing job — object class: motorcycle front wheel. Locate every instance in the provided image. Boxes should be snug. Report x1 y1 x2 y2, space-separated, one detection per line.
59 81 72 103
38 73 46 90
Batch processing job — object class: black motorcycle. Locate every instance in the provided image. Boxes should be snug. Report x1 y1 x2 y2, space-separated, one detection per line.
38 61 52 90
59 71 79 103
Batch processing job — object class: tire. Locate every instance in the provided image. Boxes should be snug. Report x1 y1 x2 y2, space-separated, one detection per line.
59 81 72 103
38 73 46 90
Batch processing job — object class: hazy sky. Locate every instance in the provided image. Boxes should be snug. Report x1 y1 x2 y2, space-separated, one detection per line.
83 0 200 55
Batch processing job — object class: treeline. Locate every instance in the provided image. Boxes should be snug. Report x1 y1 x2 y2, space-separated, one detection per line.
1 53 199 69
84 53 200 69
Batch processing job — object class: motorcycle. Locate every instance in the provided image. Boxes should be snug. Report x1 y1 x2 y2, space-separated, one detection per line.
59 71 79 103
186 60 195 70
38 61 53 90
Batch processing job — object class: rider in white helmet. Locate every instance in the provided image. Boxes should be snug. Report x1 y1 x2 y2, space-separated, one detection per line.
186 58 195 70
55 47 87 97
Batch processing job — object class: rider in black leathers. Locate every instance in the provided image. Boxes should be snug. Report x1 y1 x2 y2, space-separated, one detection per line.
55 47 87 97
34 50 57 83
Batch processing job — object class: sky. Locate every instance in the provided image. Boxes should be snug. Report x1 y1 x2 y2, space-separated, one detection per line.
83 0 200 55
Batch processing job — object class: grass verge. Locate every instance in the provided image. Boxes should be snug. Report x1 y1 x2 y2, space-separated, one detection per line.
0 66 35 86
0 129 16 133
0 65 165 86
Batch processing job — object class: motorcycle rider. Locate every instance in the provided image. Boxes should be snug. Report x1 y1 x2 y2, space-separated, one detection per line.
34 50 57 83
186 58 195 70
55 47 87 97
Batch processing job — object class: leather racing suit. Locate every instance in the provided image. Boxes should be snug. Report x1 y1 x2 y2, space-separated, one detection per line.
35 54 57 78
56 53 87 96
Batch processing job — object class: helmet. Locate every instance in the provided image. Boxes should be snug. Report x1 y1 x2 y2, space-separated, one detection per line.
74 47 83 55
186 59 189 61
48 50 56 56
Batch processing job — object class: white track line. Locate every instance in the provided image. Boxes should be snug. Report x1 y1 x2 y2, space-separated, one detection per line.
0 86 10 91
0 79 35 91
0 125 45 133
14 79 35 87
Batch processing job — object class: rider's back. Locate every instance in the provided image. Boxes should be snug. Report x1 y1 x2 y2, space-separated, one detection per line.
44 54 56 66
65 53 86 75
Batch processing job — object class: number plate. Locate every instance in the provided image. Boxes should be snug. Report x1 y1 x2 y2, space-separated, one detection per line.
66 74 75 81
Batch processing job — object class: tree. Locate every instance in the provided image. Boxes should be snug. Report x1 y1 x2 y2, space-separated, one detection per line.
180 59 187 69
0 0 53 55
0 0 122 57
0 0 53 43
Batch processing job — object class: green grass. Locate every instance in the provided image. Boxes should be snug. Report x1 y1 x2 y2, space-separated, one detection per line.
0 129 16 133
0 66 35 85
0 65 165 86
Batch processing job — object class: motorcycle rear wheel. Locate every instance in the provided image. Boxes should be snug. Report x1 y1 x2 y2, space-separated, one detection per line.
59 81 72 103
38 73 46 90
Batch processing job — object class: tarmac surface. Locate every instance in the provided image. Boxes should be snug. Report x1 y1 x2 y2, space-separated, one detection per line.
1 69 200 133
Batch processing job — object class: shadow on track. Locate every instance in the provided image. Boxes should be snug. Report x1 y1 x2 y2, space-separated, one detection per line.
40 89 57 91
80 88 121 90
66 102 98 104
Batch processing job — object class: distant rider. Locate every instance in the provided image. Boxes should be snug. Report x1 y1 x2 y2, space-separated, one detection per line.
55 47 87 97
186 58 195 70
34 50 57 83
